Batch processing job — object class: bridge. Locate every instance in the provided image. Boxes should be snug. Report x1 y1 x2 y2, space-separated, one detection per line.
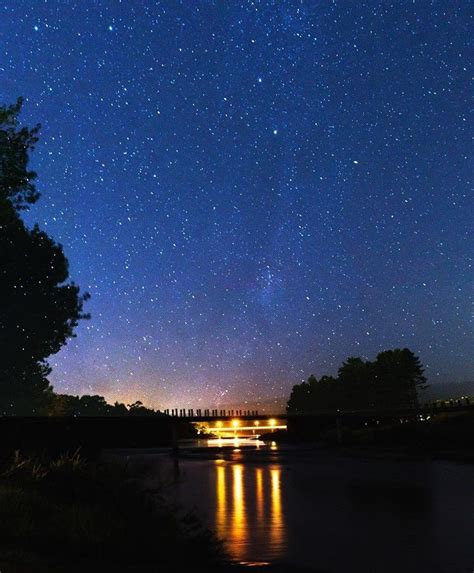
162 397 473 423
162 400 473 441
162 409 288 439
196 417 287 438
1 400 470 453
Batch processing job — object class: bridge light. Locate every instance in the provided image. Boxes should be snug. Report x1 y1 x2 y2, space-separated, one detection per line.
215 421 223 428
232 419 240 428
269 418 277 427
254 420 260 426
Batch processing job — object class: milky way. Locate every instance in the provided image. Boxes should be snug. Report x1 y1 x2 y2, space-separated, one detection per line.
2 2 471 408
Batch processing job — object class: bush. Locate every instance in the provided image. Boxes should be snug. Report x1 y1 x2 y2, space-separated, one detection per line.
0 451 226 572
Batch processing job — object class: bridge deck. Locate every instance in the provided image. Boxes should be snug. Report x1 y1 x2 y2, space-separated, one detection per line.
166 403 472 423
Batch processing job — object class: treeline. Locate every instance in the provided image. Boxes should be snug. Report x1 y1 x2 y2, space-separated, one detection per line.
287 348 427 414
47 395 162 417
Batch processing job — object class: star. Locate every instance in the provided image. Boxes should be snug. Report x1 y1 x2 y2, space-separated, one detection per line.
3 1 469 408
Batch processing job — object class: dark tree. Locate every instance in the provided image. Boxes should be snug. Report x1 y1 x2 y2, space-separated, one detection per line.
0 98 40 211
0 100 89 414
127 401 156 416
47 394 155 416
373 348 427 409
337 357 374 410
287 378 311 414
287 374 340 413
287 348 427 414
47 394 117 416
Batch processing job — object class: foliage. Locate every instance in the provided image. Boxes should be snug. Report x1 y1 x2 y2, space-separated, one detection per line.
0 100 89 414
46 394 161 417
287 348 427 414
0 451 225 571
127 400 157 416
0 98 40 211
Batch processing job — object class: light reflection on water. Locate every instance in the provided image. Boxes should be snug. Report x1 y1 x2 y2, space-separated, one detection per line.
120 444 474 571
215 461 285 562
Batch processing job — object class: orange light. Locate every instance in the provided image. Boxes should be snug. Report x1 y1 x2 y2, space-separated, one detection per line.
232 419 240 428
254 420 260 426
215 420 223 428
269 418 276 427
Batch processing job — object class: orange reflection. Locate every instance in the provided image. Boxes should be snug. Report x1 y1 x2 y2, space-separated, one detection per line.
255 468 264 522
232 464 246 560
216 464 226 540
214 463 285 562
270 468 284 550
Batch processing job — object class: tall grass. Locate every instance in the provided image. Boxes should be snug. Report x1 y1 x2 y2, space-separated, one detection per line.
0 450 226 572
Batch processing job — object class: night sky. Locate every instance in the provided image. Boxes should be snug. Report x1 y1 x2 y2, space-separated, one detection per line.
2 2 472 409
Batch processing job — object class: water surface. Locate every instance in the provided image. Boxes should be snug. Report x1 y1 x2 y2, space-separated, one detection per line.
120 441 474 572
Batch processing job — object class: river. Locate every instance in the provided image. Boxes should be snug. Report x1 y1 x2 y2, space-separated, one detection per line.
114 439 474 572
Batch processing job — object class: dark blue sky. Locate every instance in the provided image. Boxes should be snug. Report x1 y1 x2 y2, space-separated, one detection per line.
2 1 472 408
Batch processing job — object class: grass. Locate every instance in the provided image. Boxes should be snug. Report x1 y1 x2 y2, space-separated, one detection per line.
0 450 227 572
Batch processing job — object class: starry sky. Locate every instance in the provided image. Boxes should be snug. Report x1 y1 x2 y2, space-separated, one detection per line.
1 1 472 409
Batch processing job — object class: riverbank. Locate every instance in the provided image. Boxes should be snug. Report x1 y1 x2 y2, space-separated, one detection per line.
0 449 322 573
0 451 228 573
262 410 474 463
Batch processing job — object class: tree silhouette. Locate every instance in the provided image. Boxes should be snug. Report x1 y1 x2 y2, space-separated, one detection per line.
287 348 427 414
372 348 427 409
0 99 89 414
127 400 155 416
0 98 40 210
338 357 374 410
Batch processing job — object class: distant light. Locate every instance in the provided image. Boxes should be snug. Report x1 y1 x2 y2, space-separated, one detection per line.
34 25 39 31
254 420 260 426
215 420 223 428
269 418 276 427
353 160 359 164
273 129 278 135
232 419 240 428
108 25 114 31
